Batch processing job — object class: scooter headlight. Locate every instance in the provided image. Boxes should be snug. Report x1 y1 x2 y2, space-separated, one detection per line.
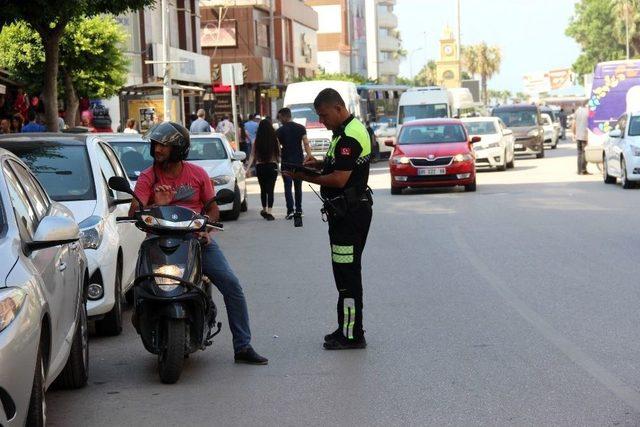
153 264 186 292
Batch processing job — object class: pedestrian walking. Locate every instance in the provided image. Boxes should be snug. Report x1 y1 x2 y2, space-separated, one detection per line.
284 88 373 350
216 115 235 140
558 108 568 140
276 107 313 223
189 109 212 133
573 104 589 174
123 118 139 134
248 119 280 221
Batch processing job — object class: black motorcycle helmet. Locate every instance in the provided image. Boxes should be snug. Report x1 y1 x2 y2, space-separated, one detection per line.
146 121 191 162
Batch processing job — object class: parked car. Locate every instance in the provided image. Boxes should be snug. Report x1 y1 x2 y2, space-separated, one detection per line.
189 133 247 220
540 113 559 149
0 148 88 426
492 104 545 158
461 117 515 171
372 117 398 158
603 112 640 188
386 118 478 194
0 134 144 336
99 133 151 182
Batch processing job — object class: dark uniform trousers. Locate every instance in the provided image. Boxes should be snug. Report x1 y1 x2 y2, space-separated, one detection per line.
328 202 372 339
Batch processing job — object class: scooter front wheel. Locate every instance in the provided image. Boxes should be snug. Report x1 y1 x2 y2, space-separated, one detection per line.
158 319 186 384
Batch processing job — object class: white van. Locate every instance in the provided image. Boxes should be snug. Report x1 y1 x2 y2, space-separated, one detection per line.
397 87 451 128
283 80 363 158
448 87 477 117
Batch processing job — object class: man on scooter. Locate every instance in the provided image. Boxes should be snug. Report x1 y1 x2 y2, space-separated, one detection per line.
129 121 268 365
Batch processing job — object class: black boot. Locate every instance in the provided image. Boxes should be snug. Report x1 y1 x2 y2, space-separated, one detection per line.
323 334 366 350
234 346 268 365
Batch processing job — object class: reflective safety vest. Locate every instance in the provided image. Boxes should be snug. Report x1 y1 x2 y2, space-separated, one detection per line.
325 117 371 161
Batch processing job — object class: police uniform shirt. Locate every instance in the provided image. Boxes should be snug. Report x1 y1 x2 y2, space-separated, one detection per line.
321 115 371 199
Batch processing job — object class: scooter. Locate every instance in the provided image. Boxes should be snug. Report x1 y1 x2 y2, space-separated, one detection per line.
108 176 235 384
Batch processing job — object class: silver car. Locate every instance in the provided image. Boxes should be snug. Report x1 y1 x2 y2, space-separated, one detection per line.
0 148 88 426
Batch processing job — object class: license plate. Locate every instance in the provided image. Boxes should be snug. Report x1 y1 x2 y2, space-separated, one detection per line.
418 168 446 176
514 143 523 149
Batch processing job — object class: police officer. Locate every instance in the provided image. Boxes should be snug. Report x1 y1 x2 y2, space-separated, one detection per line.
285 88 372 350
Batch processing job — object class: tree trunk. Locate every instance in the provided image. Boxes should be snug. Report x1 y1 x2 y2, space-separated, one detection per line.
63 71 79 128
481 75 488 106
41 31 63 132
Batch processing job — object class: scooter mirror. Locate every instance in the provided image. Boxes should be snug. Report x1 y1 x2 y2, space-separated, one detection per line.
108 176 133 194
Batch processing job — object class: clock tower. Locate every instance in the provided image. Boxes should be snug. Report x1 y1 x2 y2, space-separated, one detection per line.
435 26 461 89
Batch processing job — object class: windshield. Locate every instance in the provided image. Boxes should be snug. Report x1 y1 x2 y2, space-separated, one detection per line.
188 137 228 161
398 124 467 144
9 144 95 201
493 110 538 127
399 104 448 124
463 121 498 135
110 141 153 180
629 116 640 136
287 103 321 126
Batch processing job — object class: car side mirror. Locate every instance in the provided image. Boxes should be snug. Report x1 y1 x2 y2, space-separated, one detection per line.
108 176 143 208
609 129 622 138
233 151 246 161
27 216 79 252
503 129 513 136
384 139 395 147
470 136 482 143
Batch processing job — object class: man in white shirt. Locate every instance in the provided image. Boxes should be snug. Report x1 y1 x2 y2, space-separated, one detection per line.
572 105 589 175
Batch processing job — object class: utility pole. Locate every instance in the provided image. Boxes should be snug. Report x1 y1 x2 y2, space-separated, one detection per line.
162 0 171 122
269 0 277 116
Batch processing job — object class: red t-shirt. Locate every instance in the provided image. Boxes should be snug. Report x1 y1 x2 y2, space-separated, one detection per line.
134 162 214 213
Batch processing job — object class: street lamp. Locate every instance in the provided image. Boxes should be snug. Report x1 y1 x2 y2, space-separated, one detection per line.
409 47 424 80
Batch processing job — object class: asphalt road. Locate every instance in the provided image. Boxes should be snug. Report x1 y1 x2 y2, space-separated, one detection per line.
48 139 640 426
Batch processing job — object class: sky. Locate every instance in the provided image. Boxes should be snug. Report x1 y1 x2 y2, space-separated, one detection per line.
394 0 582 93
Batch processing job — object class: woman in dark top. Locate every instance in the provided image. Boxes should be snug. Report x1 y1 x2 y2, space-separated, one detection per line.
248 119 280 220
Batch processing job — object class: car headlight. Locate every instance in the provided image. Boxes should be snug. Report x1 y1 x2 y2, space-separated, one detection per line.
391 156 410 165
153 265 186 292
212 175 233 185
487 142 501 148
0 288 27 333
631 145 640 156
79 215 104 250
527 129 540 137
453 153 473 162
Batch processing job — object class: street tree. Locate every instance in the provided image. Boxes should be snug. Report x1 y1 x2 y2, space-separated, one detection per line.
1 0 155 131
462 43 502 106
566 0 627 78
414 60 438 86
0 17 129 127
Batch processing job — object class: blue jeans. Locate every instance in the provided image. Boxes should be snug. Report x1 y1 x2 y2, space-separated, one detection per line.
201 239 251 353
282 171 302 213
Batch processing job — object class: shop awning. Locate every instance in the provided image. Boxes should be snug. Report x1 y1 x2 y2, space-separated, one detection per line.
120 82 206 96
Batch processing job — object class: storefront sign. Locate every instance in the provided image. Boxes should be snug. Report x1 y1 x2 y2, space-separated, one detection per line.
152 44 211 85
201 20 237 48
127 98 178 132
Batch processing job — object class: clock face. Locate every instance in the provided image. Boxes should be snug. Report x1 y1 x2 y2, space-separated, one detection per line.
444 45 454 55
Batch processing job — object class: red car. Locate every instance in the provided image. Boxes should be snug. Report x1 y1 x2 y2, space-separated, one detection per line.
386 118 480 194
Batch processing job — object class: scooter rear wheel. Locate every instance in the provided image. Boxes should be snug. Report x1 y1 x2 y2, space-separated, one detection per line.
158 319 186 384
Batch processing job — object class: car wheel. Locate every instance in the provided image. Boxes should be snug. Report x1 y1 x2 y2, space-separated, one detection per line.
603 157 616 184
497 150 507 171
507 151 515 169
464 180 477 192
27 336 46 427
390 186 402 195
621 158 634 189
53 299 89 389
536 148 545 159
552 139 558 149
240 186 248 212
95 260 123 336
222 184 241 220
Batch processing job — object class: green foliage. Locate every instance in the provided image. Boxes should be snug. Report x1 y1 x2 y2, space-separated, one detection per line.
0 17 129 99
297 69 371 85
566 0 627 77
462 43 502 105
414 60 437 86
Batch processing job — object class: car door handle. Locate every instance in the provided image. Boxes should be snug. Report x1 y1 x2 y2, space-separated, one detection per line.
58 262 67 272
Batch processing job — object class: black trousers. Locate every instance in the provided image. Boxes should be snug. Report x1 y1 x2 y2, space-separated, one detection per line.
327 202 372 339
577 140 587 174
256 163 278 208
282 173 302 213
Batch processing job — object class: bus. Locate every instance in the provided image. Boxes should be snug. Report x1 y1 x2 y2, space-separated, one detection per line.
358 84 409 157
283 80 363 158
585 60 640 166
